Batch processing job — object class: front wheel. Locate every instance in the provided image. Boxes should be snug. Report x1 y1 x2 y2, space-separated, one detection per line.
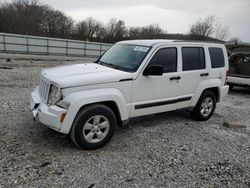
70 104 116 150
192 90 216 121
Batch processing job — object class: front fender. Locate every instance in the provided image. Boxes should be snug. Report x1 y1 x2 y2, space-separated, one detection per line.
60 88 129 134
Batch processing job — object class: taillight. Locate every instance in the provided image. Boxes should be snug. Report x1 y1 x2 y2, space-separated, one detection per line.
225 70 228 85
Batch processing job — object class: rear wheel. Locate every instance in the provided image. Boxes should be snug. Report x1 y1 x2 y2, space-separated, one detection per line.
192 90 216 121
70 104 116 150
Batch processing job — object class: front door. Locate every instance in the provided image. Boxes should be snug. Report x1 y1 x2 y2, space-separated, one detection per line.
131 47 181 117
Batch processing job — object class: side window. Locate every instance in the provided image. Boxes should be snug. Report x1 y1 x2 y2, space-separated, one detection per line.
182 47 205 71
209 47 225 68
149 48 177 73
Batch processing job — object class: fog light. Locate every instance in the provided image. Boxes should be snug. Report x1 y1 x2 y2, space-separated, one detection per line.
60 112 67 123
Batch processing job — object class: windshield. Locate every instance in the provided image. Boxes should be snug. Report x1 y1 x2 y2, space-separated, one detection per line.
98 43 151 72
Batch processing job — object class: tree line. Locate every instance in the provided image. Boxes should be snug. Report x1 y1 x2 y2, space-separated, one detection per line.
0 0 237 43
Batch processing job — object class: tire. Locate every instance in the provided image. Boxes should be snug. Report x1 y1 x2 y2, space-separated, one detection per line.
70 104 116 150
192 90 216 121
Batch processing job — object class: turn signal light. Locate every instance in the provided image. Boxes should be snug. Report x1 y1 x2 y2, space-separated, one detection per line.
60 112 67 123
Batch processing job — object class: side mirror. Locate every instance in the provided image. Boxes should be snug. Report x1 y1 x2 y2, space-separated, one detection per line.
143 65 163 76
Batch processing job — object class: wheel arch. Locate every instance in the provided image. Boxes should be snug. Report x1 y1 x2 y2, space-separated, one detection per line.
204 87 220 102
59 88 129 134
75 101 122 127
190 79 221 107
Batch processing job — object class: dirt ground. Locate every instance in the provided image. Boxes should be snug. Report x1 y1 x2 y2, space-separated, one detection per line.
0 53 249 188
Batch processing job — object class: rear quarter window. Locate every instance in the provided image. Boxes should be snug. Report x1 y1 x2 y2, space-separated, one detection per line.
209 47 225 68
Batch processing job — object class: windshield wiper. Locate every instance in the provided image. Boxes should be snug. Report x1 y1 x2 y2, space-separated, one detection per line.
98 61 123 70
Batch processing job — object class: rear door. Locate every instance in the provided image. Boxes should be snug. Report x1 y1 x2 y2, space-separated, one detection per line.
175 45 210 108
208 46 228 87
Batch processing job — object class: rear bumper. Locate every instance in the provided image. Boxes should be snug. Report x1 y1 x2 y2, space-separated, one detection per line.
228 76 250 86
30 87 67 132
220 85 229 99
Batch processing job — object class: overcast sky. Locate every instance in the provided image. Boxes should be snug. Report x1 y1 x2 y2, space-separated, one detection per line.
42 0 250 42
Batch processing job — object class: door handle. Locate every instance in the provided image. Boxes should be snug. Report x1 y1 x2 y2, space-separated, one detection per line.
200 73 209 77
170 76 181 81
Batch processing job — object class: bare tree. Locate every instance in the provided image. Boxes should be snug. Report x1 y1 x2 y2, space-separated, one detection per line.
76 21 88 40
128 24 166 39
214 22 229 40
128 27 142 38
189 15 215 38
95 27 107 41
84 17 102 40
2 0 229 43
76 17 103 41
42 9 74 38
105 18 126 42
0 0 74 38
0 0 46 35
228 37 241 43
140 24 165 38
189 15 229 40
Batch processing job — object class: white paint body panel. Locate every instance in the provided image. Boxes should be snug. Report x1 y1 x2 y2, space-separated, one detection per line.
30 40 229 134
30 87 67 131
41 63 132 88
228 76 250 86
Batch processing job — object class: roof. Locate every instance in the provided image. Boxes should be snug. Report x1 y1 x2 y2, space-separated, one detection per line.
118 39 224 47
119 39 175 46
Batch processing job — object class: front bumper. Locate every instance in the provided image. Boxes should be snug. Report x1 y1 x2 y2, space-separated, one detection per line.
30 87 67 132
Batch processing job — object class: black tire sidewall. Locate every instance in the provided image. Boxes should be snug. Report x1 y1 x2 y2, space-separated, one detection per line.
193 91 216 121
72 104 116 149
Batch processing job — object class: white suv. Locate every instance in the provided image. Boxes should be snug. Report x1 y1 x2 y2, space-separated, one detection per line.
30 40 229 149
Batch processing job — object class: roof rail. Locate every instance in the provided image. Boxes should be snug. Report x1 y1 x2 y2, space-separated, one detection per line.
173 40 224 44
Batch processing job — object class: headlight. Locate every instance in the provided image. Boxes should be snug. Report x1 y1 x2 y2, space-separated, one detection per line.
48 84 60 105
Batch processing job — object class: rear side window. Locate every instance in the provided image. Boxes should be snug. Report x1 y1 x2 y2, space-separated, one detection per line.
209 48 225 68
150 48 177 73
182 47 205 71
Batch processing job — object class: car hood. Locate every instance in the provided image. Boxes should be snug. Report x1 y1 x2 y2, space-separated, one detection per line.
41 63 133 88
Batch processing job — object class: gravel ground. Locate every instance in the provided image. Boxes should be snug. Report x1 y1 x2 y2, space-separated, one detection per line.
0 54 249 188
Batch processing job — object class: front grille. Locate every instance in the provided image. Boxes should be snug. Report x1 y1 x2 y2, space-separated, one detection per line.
39 78 50 102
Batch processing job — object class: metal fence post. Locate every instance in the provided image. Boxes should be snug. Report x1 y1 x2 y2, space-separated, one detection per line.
66 40 68 56
46 39 49 55
3 34 6 52
100 43 102 56
84 42 86 56
26 36 29 54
